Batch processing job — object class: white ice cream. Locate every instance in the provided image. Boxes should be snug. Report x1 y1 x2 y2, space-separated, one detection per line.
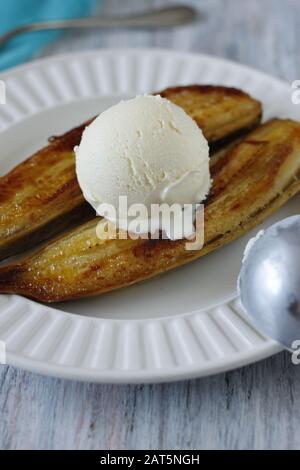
75 95 211 239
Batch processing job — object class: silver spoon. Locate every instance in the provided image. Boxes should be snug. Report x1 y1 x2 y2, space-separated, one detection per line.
0 6 197 48
238 215 300 349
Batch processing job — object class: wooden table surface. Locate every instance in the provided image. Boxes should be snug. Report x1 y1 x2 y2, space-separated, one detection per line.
1 0 300 450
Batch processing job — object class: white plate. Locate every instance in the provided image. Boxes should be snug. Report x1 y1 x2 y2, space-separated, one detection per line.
2 48 298 383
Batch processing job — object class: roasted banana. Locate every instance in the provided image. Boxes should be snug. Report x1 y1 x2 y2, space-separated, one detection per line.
0 121 94 261
1 119 299 303
159 85 262 149
0 86 262 261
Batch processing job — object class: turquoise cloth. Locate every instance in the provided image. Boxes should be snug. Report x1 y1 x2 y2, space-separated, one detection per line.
0 0 98 70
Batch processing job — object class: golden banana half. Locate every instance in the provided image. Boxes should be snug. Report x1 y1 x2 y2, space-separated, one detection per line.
0 86 262 261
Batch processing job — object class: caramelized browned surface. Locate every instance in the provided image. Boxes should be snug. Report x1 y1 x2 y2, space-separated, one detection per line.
1 119 299 303
0 121 94 260
0 85 262 261
159 85 262 147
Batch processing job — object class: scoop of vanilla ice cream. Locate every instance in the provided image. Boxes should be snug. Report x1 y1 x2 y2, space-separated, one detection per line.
75 95 211 237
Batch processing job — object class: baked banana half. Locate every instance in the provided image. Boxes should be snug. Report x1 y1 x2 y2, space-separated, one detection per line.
0 85 262 261
159 85 263 149
0 119 299 303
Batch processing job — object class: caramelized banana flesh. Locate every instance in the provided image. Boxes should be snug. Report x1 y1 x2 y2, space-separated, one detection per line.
0 121 94 261
159 85 262 148
1 119 299 303
0 86 262 261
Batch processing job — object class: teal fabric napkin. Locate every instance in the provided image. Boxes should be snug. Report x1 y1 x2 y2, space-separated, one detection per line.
0 0 98 71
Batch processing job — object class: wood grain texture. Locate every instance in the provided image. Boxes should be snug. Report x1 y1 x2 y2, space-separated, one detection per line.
1 0 300 451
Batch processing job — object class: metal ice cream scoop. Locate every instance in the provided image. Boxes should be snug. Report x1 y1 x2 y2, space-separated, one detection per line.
238 215 300 349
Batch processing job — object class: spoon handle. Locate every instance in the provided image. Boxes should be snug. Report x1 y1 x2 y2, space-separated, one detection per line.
0 6 196 47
